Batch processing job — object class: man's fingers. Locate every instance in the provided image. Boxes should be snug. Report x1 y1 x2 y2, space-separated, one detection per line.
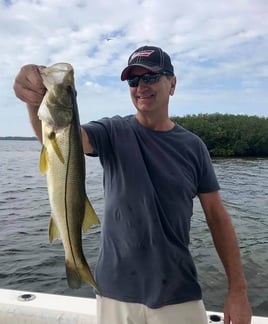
13 64 46 105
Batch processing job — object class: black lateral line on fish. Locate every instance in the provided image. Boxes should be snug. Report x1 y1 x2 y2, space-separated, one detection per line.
63 85 83 285
64 121 80 280
67 86 82 141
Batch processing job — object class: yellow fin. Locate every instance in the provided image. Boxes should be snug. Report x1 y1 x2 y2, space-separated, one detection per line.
39 145 48 175
48 132 65 164
82 197 100 233
48 216 60 243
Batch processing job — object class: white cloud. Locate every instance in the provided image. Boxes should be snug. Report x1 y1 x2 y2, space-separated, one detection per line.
1 0 268 136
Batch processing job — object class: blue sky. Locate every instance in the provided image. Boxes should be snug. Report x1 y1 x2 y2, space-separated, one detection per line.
1 0 268 136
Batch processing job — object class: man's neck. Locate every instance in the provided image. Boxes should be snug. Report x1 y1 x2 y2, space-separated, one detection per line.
135 113 174 131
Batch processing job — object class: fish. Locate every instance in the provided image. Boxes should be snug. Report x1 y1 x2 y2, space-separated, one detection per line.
37 63 100 291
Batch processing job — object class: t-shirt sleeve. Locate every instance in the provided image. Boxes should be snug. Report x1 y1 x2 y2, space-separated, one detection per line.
81 118 113 161
197 140 220 193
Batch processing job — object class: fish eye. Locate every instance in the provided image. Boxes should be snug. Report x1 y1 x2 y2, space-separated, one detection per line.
48 131 56 140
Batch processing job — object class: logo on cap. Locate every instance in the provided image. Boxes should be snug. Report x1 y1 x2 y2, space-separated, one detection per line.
130 50 155 63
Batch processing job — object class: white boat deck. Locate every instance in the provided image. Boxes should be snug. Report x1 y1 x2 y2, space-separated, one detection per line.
0 289 266 323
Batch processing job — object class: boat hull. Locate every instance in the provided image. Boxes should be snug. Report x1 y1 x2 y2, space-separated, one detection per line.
0 289 266 323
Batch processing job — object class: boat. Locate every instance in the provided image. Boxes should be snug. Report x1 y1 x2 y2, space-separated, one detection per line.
0 288 266 323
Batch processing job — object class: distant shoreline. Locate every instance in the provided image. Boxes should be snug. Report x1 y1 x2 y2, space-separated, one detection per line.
0 137 37 141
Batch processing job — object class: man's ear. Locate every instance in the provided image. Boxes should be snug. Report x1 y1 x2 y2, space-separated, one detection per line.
169 76 176 96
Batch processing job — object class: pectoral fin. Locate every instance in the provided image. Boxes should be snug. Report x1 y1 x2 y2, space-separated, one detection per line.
48 216 60 243
48 131 65 164
82 197 100 233
39 145 49 175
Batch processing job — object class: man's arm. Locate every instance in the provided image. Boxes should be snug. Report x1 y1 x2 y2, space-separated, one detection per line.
81 127 95 154
26 104 42 142
198 191 252 324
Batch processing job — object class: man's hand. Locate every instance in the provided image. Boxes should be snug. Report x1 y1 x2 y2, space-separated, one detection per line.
224 289 252 324
13 64 46 106
13 64 47 142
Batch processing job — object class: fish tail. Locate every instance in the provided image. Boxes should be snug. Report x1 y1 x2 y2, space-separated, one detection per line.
79 263 99 293
65 259 99 292
65 260 82 289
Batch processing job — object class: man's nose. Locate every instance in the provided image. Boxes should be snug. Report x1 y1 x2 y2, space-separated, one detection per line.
137 79 149 88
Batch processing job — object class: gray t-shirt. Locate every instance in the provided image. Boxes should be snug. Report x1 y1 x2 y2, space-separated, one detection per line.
82 115 220 308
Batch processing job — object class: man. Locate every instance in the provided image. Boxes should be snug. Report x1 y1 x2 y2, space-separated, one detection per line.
14 45 251 324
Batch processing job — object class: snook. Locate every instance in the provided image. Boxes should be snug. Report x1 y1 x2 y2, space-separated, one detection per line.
38 63 99 291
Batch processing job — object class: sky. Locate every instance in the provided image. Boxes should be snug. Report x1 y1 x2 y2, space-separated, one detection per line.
1 0 268 136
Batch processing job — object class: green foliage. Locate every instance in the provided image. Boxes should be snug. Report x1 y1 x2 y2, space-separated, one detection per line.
171 114 268 157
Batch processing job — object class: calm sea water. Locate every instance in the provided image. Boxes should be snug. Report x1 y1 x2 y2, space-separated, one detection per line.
0 140 267 316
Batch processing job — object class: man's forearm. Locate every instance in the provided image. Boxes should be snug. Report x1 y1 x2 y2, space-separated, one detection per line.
208 207 247 291
26 104 42 143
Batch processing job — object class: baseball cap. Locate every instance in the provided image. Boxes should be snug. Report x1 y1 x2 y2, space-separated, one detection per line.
121 45 174 81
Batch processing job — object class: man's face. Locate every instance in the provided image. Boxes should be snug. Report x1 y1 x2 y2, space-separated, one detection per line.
128 67 176 116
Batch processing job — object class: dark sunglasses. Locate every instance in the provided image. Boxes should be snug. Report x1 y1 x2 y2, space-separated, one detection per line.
127 72 173 87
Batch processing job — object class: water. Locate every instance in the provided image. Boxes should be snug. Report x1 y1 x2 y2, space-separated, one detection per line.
0 140 267 316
